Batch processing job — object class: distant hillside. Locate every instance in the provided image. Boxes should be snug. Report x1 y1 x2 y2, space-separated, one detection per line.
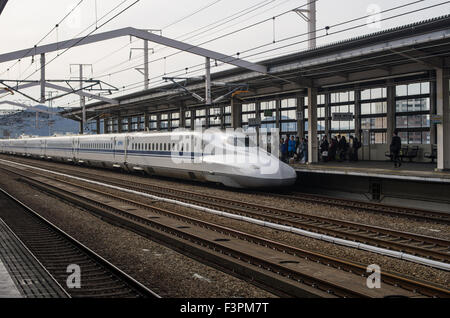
0 105 79 138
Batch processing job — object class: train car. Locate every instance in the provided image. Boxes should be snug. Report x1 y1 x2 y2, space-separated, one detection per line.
0 131 297 188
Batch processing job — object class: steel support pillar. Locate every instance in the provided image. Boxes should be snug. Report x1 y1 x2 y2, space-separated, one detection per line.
308 87 318 163
144 40 149 90
324 92 331 139
275 98 281 130
354 89 362 141
79 65 86 134
307 1 316 50
103 118 108 134
157 114 161 131
179 106 186 129
430 80 437 144
96 118 101 134
231 98 242 129
436 68 450 171
386 83 396 140
205 57 212 105
144 112 149 131
118 116 123 133
296 94 304 139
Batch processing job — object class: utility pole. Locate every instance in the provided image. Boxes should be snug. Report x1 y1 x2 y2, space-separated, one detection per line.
80 64 86 134
130 30 160 90
46 91 58 136
293 1 317 49
40 54 46 103
205 57 212 105
70 64 93 134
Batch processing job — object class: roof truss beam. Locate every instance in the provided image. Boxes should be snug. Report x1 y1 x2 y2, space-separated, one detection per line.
0 27 267 74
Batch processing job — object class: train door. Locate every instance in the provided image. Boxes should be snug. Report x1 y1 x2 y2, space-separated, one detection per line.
71 138 76 160
125 135 130 163
112 137 116 161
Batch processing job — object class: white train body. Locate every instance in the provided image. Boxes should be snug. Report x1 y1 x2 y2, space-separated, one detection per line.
0 131 297 188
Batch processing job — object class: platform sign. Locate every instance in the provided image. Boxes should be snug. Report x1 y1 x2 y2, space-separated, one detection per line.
332 113 354 121
248 118 261 127
431 114 443 125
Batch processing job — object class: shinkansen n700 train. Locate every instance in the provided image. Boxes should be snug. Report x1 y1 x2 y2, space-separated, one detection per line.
0 131 297 188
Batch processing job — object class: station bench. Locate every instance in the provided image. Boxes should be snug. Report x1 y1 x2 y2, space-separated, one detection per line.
385 146 419 162
424 146 437 163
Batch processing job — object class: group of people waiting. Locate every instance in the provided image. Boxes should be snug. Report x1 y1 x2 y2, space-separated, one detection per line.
280 136 309 163
319 135 362 162
280 134 361 163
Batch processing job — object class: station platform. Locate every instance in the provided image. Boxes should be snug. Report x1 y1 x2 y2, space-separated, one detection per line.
0 218 67 298
292 161 450 184
292 160 450 212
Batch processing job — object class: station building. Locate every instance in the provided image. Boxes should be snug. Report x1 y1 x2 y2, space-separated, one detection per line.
62 15 450 171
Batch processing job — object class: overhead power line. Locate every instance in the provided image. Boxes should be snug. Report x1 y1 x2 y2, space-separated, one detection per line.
111 1 449 96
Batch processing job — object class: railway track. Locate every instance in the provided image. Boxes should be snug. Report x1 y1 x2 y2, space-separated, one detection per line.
263 192 450 224
2 158 447 265
3 155 448 224
0 160 449 297
0 187 160 298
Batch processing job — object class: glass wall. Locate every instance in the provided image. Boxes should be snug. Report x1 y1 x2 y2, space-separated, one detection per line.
171 112 180 130
185 111 192 129
260 100 276 130
329 91 355 139
242 102 256 130
195 109 206 127
224 105 232 127
209 107 221 127
280 98 297 136
360 87 387 144
160 114 169 131
149 115 158 131
395 82 430 144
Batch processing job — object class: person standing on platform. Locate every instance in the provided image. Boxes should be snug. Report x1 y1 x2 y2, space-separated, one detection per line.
280 138 287 163
300 138 308 164
320 136 329 162
329 136 337 161
288 136 296 159
390 131 402 168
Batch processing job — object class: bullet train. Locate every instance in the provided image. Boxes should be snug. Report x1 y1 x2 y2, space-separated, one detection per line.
0 131 297 188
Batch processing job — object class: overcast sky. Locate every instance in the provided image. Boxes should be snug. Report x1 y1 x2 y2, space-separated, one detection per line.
0 0 448 110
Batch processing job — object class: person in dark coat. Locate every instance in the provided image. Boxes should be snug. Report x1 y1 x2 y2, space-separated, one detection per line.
280 138 287 162
337 135 348 162
320 136 329 162
390 131 402 168
328 137 337 161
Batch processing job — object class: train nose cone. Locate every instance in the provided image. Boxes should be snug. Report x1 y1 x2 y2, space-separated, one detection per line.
279 162 297 186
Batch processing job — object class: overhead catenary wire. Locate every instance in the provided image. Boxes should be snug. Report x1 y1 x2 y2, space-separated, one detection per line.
105 0 447 97
92 0 229 66
94 0 430 83
92 0 280 77
19 0 141 84
0 0 85 77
